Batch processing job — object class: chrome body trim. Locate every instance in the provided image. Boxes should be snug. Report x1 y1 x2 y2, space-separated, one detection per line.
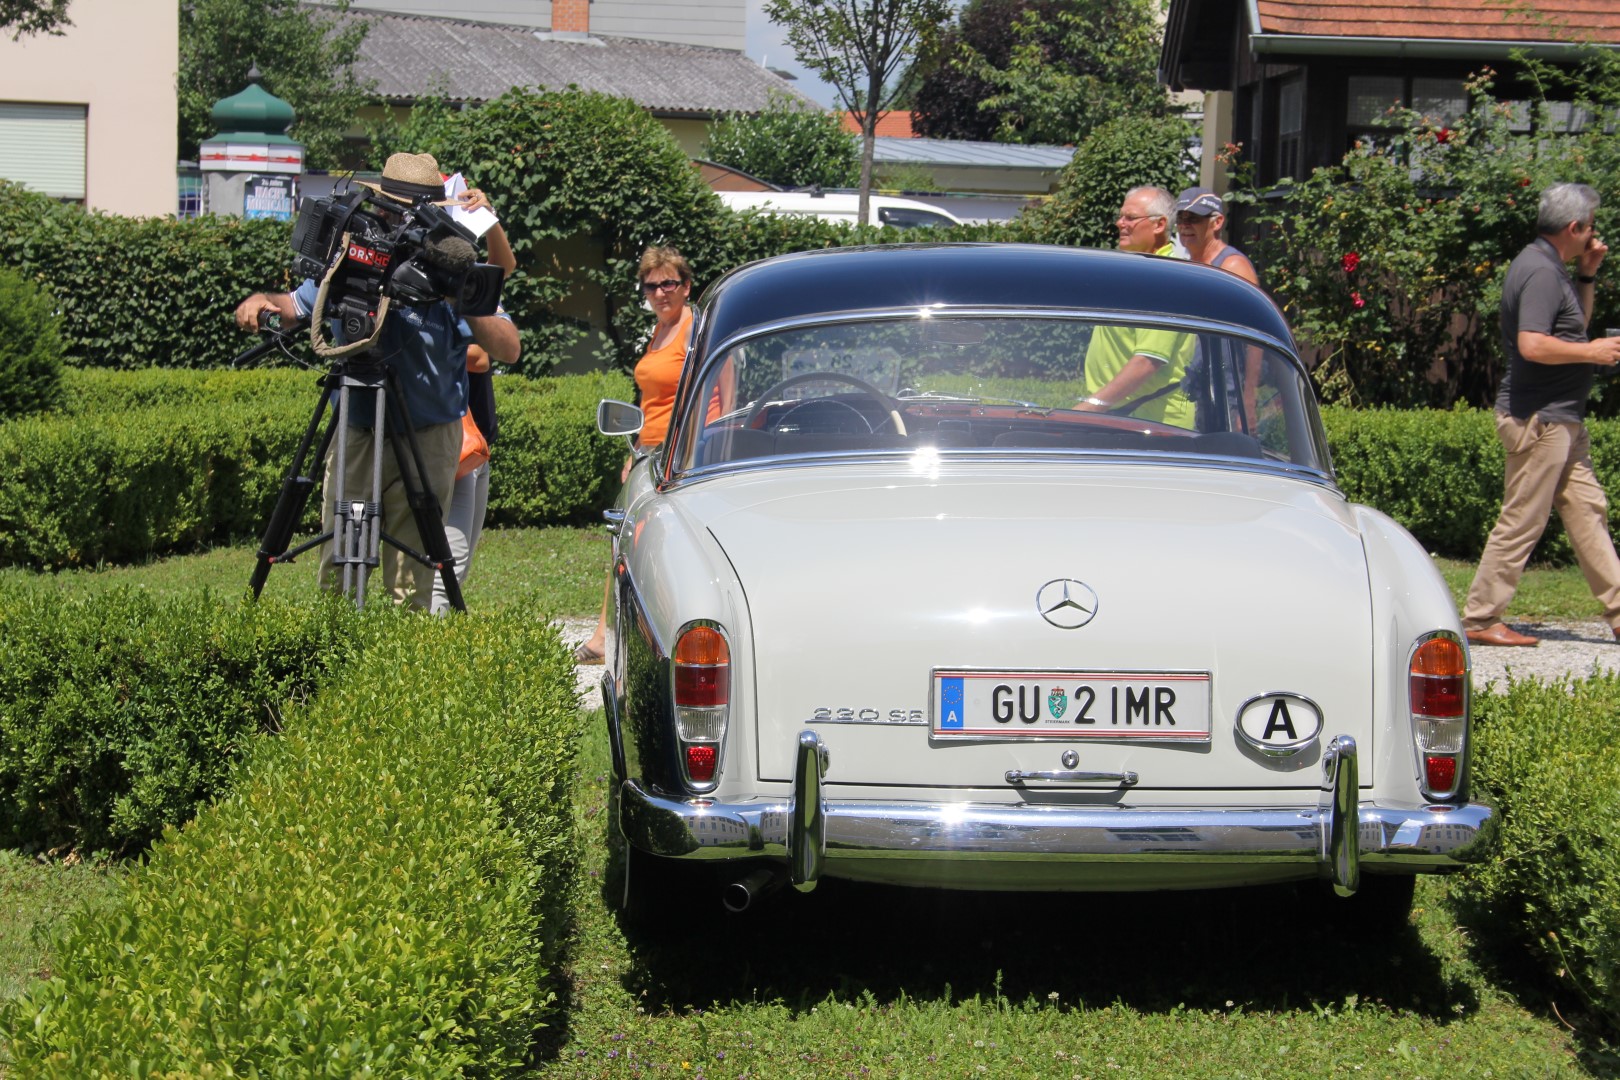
659 448 1341 498
601 507 626 535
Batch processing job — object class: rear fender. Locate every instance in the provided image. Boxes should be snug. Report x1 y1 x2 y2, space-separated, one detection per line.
1353 504 1469 803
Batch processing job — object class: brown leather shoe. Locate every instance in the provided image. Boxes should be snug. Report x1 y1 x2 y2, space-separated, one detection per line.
1465 622 1539 647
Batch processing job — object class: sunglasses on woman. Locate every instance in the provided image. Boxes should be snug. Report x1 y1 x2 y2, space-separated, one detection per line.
641 278 685 293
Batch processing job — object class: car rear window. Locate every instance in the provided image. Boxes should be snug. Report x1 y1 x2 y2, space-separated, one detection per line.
669 316 1330 476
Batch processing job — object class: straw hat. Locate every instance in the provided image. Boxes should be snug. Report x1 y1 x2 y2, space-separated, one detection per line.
358 152 446 205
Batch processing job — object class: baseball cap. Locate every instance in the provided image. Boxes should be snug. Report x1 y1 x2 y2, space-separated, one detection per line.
1174 187 1224 217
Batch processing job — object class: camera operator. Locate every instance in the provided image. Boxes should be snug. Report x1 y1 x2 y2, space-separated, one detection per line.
234 152 519 610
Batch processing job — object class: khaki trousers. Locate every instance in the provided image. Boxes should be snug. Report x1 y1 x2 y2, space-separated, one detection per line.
1463 412 1620 630
318 418 462 610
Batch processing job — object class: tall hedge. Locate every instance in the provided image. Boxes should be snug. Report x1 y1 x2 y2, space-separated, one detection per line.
0 181 293 371
1 609 583 1074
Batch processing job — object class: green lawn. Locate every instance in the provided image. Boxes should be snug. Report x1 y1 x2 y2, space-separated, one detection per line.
0 534 1608 1074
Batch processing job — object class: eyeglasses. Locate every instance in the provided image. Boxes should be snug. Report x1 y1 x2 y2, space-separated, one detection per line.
1117 213 1163 225
1176 213 1212 226
641 278 685 293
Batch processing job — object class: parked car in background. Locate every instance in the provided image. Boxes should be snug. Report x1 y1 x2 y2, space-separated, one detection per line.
594 243 1494 925
717 189 964 229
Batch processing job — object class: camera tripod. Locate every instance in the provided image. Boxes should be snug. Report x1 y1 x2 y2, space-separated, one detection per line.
242 321 465 612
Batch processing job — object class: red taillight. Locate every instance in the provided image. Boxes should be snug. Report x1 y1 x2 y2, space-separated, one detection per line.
1411 634 1467 800
1410 637 1465 717
674 625 729 790
1424 755 1457 792
675 626 730 707
686 745 717 783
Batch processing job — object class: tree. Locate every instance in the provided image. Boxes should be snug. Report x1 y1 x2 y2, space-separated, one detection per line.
763 0 952 222
913 0 1167 146
1 0 68 39
702 90 860 189
178 0 371 170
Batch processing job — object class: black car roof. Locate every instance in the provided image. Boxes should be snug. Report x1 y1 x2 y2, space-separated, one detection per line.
697 243 1294 350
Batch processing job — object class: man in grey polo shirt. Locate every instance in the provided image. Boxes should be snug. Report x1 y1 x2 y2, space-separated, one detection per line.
1463 182 1620 647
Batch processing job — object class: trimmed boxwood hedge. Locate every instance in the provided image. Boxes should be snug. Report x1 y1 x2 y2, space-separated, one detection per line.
1321 405 1620 564
1 607 583 1075
0 368 631 568
0 585 376 856
1459 673 1620 1039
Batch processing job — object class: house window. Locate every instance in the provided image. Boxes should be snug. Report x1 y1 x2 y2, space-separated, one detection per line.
1278 76 1304 181
1345 74 1467 153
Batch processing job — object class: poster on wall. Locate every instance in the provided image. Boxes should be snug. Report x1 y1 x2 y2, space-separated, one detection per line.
244 174 295 220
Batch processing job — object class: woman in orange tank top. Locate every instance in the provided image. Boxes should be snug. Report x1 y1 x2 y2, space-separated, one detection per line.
574 246 695 664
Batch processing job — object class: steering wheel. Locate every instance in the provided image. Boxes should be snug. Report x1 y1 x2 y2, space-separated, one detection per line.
744 372 907 436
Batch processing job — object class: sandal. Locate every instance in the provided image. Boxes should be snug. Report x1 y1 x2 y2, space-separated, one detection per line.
573 641 605 665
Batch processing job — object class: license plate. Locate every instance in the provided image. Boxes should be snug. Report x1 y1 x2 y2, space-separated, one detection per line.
932 669 1211 740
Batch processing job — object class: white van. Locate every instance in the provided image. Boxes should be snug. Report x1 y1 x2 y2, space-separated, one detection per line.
717 190 964 230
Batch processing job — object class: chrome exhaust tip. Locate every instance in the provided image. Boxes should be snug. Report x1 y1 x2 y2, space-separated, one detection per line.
722 866 782 913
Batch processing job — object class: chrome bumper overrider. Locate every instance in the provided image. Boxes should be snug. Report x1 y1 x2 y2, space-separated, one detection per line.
618 731 1496 895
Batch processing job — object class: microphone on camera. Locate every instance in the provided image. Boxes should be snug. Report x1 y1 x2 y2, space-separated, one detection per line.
423 233 477 275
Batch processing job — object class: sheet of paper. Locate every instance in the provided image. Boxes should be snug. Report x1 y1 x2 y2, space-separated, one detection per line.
441 172 499 238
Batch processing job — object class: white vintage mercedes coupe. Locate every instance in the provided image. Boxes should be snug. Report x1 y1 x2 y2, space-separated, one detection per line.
594 244 1494 923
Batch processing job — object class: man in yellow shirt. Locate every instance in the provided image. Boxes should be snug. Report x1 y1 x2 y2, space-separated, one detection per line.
1076 186 1196 428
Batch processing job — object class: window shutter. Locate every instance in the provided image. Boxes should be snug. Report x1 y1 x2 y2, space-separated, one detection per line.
0 103 87 200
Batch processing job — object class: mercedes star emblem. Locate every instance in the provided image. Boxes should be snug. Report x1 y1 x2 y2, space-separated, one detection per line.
1036 578 1099 629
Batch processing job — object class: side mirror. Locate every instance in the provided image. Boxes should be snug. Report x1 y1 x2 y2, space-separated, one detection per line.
597 399 644 438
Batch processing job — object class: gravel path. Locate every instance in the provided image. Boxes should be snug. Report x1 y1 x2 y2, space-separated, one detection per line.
1467 619 1620 692
557 617 1620 712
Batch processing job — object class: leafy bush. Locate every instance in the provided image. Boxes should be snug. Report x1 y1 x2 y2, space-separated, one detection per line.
0 370 629 568
0 264 66 417
1 609 583 1074
1231 71 1620 411
1460 673 1620 1038
1018 114 1196 249
0 181 295 371
702 90 861 190
0 587 372 855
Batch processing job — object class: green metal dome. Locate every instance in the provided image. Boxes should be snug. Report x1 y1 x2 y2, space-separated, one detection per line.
209 64 296 140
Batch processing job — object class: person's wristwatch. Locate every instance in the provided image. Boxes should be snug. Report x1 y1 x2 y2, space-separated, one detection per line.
1578 273 1598 284
1082 396 1112 408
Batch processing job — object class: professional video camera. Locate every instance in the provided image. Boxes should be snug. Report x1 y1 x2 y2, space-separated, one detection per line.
289 187 504 342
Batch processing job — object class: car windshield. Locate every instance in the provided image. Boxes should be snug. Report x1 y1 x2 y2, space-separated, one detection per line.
668 315 1330 476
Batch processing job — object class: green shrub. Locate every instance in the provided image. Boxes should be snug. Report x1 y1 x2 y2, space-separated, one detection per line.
1459 673 1620 1038
1320 405 1620 564
1018 114 1196 249
702 90 861 189
0 181 294 371
0 370 629 568
489 370 633 527
1 609 583 1074
0 265 66 417
0 587 372 855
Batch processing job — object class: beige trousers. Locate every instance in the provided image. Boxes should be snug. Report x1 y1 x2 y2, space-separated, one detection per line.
319 417 462 610
1463 412 1620 630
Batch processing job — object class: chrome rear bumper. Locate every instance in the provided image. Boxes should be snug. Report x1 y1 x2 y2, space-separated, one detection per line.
618 731 1496 895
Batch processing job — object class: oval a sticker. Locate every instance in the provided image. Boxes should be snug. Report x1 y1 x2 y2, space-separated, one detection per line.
1236 693 1323 756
